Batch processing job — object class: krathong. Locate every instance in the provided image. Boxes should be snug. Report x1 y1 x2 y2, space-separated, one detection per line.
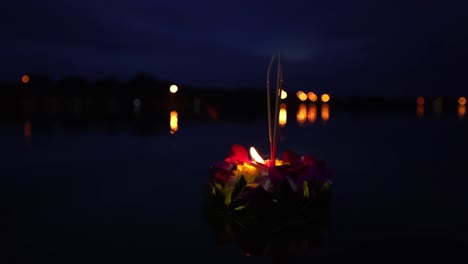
203 54 333 244
204 144 333 229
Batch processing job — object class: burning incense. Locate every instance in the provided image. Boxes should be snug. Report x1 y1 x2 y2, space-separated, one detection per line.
272 54 282 162
266 54 276 163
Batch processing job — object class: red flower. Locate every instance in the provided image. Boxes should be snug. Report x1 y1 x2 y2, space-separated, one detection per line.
225 144 249 164
283 150 302 166
282 150 333 191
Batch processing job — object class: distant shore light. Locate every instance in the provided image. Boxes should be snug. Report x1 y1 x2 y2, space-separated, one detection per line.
321 93 330 103
169 84 178 93
280 89 287 99
458 97 466 106
417 97 424 105
307 92 317 102
21 74 30 84
297 91 307 101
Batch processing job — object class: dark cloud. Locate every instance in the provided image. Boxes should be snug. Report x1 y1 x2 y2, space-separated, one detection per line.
1 0 467 95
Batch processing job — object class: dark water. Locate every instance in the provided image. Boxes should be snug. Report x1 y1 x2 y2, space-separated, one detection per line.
3 108 468 263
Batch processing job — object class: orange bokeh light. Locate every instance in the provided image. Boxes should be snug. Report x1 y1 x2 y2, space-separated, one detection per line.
307 92 317 102
308 104 317 123
296 103 307 125
279 103 287 127
170 110 178 133
459 105 466 118
280 89 287 99
459 97 466 106
297 91 307 101
22 74 30 84
321 93 330 103
417 97 424 105
321 103 329 122
417 104 424 117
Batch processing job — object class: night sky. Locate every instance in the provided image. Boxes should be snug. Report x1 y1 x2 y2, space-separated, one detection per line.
1 0 467 96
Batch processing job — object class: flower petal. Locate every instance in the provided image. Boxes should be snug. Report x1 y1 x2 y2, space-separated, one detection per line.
282 150 302 165
268 165 288 184
226 144 249 163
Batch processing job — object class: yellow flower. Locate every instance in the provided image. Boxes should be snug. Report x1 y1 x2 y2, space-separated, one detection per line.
233 163 259 183
274 159 290 166
223 179 236 206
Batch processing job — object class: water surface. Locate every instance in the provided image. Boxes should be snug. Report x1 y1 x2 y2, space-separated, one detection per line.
3 109 468 263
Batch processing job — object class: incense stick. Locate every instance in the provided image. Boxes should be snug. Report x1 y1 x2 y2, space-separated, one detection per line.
266 54 276 162
272 54 282 162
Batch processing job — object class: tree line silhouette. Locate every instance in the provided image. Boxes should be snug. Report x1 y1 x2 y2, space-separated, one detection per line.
0 73 460 124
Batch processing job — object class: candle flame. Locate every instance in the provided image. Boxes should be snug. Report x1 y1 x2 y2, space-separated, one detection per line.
249 147 265 164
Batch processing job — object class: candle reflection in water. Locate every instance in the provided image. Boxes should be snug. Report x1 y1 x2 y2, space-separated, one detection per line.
279 103 287 127
296 104 307 125
321 103 329 122
308 104 317 123
170 110 179 134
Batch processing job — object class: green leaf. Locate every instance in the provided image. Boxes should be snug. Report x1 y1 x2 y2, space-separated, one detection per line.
320 181 331 192
230 197 250 210
303 180 309 197
234 202 250 211
231 175 247 201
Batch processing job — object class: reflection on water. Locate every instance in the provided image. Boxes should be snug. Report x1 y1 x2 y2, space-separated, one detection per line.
294 103 323 125
308 103 318 123
279 103 287 127
297 104 307 125
207 105 219 120
459 105 466 118
170 110 179 134
417 97 424 117
206 218 330 261
433 97 443 115
6 108 468 262
321 103 330 122
459 97 466 118
24 120 32 146
417 104 424 117
133 98 141 116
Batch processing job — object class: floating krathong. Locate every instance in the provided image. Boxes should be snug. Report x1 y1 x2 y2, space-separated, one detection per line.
203 54 333 236
204 144 333 230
